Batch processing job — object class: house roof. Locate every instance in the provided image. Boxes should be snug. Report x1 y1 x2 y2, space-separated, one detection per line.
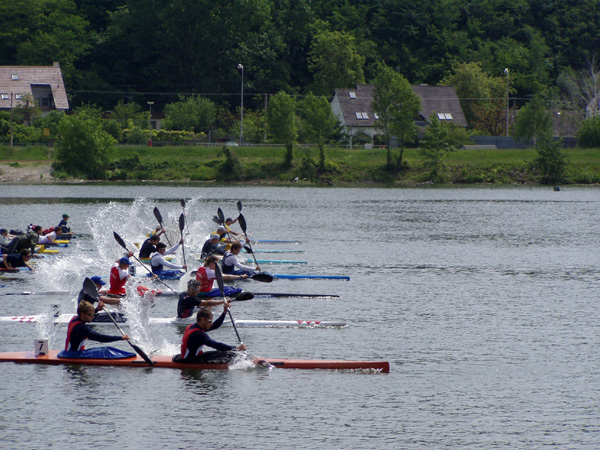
0 64 69 110
332 83 468 128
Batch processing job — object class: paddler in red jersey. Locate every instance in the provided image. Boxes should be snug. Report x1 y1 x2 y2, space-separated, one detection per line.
196 255 246 297
174 304 246 363
108 255 133 296
60 301 130 354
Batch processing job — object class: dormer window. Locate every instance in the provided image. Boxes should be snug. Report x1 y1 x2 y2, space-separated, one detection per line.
1 93 8 100
11 74 19 81
349 91 356 99
15 94 23 100
355 112 362 119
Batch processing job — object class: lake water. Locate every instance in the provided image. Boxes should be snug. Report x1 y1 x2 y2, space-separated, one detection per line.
0 184 599 449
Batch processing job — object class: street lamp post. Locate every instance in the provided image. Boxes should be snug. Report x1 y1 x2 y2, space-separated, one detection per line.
504 68 509 137
147 101 154 147
237 64 244 146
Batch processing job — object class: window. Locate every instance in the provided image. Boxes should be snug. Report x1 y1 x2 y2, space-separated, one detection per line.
438 113 454 120
437 112 445 120
444 113 453 120
15 94 23 100
11 74 19 81
355 112 370 119
361 112 369 119
349 91 356 99
0 93 8 100
355 112 362 119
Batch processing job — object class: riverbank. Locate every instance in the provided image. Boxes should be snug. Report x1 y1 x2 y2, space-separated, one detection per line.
1 144 599 185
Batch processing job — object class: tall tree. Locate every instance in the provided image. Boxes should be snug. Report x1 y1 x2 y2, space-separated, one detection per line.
300 93 338 171
308 30 365 96
512 94 553 145
163 95 216 134
267 91 297 169
372 64 421 170
421 113 460 182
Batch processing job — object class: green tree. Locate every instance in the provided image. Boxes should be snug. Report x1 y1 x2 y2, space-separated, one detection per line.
576 116 600 148
372 64 421 170
300 93 338 171
267 91 297 169
54 105 114 179
163 95 216 134
513 94 553 145
308 30 365 96
420 113 460 182
534 136 567 185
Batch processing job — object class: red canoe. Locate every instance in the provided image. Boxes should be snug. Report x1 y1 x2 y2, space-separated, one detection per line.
0 350 390 373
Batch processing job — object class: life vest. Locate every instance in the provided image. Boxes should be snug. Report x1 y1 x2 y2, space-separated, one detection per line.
181 323 204 359
109 265 127 295
150 253 163 273
222 251 235 274
42 227 55 235
65 316 85 351
195 267 215 292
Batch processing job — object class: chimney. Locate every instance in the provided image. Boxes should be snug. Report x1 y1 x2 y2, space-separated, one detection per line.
53 61 60 68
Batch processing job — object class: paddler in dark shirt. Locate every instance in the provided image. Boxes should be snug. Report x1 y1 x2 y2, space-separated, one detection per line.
77 276 124 321
175 305 245 363
200 234 224 259
1 249 33 271
177 279 228 318
4 226 41 255
63 301 129 352
139 234 160 259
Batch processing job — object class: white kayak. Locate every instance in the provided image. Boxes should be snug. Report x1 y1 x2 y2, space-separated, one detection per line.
0 313 347 328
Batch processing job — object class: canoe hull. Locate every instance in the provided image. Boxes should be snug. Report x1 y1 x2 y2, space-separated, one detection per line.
0 350 389 372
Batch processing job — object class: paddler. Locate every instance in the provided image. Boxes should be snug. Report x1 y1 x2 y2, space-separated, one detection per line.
150 241 187 276
196 255 246 297
78 276 124 321
59 301 131 356
177 279 229 318
224 217 240 238
5 225 42 255
222 242 260 276
139 233 161 259
173 305 246 363
56 214 73 236
0 228 14 251
108 255 133 296
1 249 33 271
37 228 58 245
200 234 224 259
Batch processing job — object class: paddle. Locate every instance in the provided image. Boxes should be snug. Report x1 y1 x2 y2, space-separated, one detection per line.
238 213 260 267
212 215 223 225
217 207 225 225
214 263 242 345
83 277 154 366
180 199 190 235
153 207 173 246
178 213 187 267
112 231 178 295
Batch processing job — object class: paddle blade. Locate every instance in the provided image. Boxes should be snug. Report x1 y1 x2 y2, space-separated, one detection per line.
234 292 254 301
237 200 242 212
238 213 247 234
251 273 274 283
181 199 186 208
217 207 225 224
214 262 225 297
83 277 99 300
243 245 253 254
113 231 128 251
178 213 185 232
212 216 223 225
153 207 163 224
129 342 154 366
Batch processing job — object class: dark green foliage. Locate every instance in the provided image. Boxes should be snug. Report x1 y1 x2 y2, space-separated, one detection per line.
576 116 600 148
218 146 245 181
533 136 567 184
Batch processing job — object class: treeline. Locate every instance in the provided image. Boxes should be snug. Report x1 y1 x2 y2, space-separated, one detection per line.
2 0 600 115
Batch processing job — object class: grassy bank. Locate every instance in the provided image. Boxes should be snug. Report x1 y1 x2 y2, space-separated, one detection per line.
1 144 599 185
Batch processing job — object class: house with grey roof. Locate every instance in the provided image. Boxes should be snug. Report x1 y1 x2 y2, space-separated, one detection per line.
0 62 68 114
331 84 467 144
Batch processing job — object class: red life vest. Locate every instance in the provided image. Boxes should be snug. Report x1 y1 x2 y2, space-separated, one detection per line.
181 323 204 359
109 265 127 295
195 267 215 293
65 316 85 351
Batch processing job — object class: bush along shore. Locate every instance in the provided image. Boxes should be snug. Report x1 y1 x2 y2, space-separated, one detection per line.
1 144 599 186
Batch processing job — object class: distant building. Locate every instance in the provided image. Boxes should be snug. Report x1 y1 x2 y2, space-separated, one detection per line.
0 62 69 113
331 84 467 144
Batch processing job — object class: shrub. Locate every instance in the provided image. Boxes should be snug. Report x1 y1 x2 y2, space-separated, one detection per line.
576 116 600 148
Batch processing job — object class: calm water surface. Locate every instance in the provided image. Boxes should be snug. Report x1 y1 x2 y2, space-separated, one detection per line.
0 184 598 449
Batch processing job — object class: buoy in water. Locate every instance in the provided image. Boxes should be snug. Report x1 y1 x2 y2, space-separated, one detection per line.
553 186 561 191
